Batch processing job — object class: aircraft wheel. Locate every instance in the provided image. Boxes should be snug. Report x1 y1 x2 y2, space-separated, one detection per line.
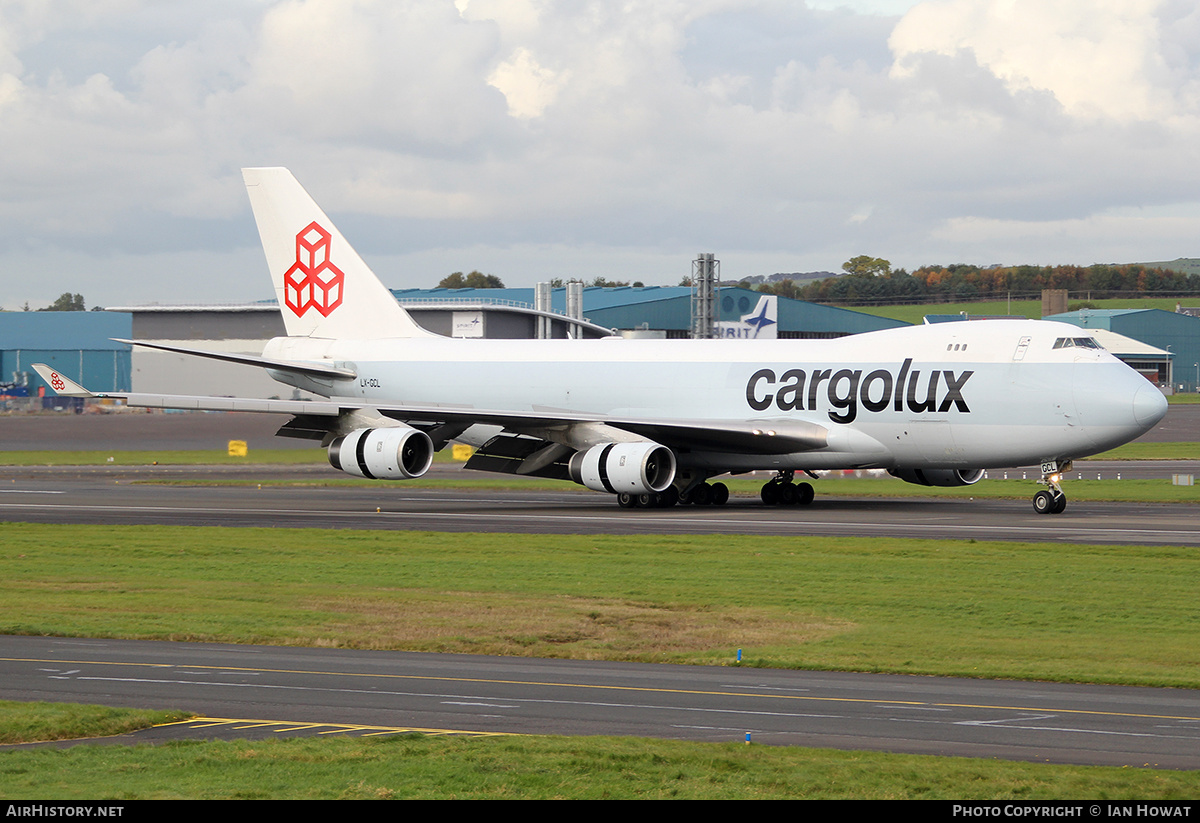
1051 492 1067 514
796 482 815 505
692 483 713 506
636 492 658 508
760 482 780 505
1032 490 1054 514
709 482 729 506
617 492 636 508
658 486 679 508
779 483 799 506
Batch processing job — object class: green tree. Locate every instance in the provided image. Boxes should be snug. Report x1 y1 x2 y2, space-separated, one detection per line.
437 271 505 289
39 293 85 311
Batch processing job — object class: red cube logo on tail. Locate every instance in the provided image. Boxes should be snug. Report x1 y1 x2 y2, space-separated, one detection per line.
283 222 345 317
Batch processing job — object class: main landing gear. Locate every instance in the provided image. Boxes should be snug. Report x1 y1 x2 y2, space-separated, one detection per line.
679 481 729 506
1032 460 1070 515
759 470 815 506
615 481 729 508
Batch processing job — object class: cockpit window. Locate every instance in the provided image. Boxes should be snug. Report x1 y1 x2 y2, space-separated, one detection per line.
1052 337 1104 350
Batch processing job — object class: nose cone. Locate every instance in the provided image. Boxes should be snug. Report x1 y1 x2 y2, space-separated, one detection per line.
1072 364 1168 454
1133 383 1168 430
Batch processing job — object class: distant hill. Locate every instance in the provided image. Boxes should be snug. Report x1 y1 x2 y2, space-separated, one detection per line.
1140 258 1200 276
737 271 840 285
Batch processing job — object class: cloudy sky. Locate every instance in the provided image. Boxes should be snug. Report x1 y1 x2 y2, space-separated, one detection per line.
2 0 1199 309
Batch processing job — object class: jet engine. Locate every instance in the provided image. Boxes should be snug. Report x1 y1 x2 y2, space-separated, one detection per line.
568 442 676 494
328 426 434 479
889 468 985 487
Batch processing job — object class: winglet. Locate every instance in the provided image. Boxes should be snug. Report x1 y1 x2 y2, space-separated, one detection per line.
31 364 95 397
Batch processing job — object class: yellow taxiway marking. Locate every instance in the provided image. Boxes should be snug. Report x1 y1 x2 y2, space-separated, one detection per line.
156 716 511 738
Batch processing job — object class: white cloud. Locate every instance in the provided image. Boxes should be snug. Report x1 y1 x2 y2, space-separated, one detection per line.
488 47 568 118
237 0 505 146
0 0 1199 307
890 0 1185 122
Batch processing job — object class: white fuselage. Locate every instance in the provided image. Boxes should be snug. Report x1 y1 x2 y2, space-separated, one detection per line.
262 318 1165 472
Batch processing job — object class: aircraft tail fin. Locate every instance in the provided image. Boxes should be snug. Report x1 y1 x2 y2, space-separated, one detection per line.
242 167 434 340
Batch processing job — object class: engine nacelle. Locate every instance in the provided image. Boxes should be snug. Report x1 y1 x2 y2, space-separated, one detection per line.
328 426 434 479
889 468 985 487
568 442 676 494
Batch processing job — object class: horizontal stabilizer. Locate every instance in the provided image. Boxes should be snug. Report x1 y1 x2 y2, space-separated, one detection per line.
113 394 342 415
113 339 355 379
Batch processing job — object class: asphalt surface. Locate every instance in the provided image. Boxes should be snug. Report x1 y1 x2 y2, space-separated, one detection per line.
0 461 1197 544
0 409 312 451
4 635 1200 769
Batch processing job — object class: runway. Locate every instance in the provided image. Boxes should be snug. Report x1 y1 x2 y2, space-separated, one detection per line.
3 635 1200 768
0 462 1197 545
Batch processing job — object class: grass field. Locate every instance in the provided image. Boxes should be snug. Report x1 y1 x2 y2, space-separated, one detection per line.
3 523 1198 687
0 700 186 746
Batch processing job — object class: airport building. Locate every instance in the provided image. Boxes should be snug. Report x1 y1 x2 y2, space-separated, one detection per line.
388 285 909 339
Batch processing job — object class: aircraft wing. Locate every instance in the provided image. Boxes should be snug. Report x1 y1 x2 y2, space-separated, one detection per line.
580 418 826 454
31 364 828 456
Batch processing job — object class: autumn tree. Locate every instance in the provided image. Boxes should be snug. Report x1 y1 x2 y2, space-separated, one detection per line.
842 255 891 277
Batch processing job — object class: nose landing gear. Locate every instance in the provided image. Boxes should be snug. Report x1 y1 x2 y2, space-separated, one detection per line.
1033 460 1070 514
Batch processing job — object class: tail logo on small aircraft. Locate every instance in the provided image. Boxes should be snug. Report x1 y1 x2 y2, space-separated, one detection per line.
283 221 345 317
49 371 65 391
